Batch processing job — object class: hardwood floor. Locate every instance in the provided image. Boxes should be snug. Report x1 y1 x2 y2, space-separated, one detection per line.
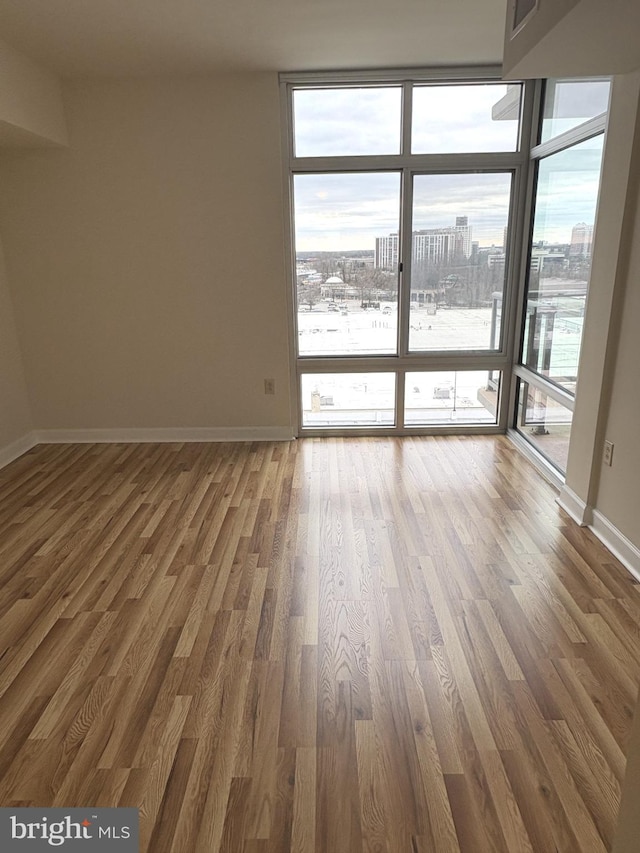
0 436 639 852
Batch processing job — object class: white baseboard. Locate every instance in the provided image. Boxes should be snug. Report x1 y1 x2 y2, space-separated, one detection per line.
507 430 640 582
557 485 593 527
1 426 295 471
556 489 640 582
34 426 295 444
591 510 640 583
0 431 38 470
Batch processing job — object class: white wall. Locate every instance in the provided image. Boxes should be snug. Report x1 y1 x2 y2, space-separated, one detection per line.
593 113 640 544
0 75 293 437
0 38 67 146
503 0 640 79
503 0 578 78
606 127 640 843
0 237 33 458
562 74 640 515
552 73 640 565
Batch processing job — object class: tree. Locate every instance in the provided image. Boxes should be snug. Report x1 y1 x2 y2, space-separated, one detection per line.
316 255 341 281
298 283 322 310
353 267 396 304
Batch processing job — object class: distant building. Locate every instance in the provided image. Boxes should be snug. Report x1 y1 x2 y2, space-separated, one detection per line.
321 275 346 300
530 242 569 274
453 216 472 258
375 217 473 269
570 222 593 258
412 230 455 265
375 233 399 269
488 251 506 270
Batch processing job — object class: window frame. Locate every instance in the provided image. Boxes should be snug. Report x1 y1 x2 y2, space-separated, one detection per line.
508 77 610 481
280 68 536 437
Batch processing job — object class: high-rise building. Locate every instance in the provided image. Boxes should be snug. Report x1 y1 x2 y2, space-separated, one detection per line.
375 232 399 269
570 222 593 257
375 217 473 269
454 216 472 257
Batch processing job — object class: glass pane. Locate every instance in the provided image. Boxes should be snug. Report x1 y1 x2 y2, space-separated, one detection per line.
301 373 395 428
516 379 572 473
407 172 512 352
404 371 500 426
293 87 402 157
523 135 604 393
541 79 611 143
294 172 400 356
412 84 521 153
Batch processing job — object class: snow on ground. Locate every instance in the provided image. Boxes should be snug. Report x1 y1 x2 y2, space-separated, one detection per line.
296 303 582 427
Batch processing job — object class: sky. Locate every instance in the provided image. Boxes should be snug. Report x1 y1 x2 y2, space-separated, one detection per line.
291 82 607 252
532 135 603 243
293 171 513 252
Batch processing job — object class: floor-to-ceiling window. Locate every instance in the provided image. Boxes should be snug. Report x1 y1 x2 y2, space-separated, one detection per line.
282 72 611 454
512 78 610 474
281 70 532 434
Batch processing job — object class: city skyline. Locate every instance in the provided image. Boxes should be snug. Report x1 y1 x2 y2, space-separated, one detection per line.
294 173 600 252
296 217 594 260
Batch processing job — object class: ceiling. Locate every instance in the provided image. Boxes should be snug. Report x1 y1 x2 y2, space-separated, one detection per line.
0 0 508 77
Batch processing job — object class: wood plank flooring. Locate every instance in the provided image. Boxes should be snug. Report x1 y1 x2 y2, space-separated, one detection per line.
0 436 639 851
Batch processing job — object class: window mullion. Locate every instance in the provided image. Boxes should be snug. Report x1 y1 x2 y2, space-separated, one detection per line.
401 81 413 157
290 152 525 173
398 168 413 359
531 114 608 161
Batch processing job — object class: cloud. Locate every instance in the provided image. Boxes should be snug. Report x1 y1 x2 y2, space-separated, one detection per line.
293 83 519 158
293 87 402 157
294 171 512 250
412 85 519 153
294 172 400 251
413 173 512 243
291 84 605 251
533 136 603 242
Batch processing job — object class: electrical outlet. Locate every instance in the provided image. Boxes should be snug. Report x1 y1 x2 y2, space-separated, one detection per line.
264 378 275 395
603 439 614 467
